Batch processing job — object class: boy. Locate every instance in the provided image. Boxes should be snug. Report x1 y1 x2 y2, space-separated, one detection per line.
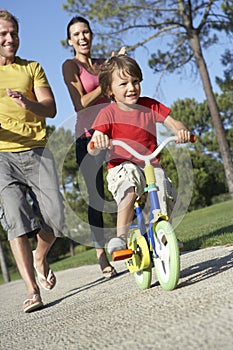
87 55 190 254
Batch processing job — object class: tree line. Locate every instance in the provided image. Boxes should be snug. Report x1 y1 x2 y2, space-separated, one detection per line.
1 0 232 281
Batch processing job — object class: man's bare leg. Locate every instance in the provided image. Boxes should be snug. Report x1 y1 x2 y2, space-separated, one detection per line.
10 235 39 298
33 229 56 290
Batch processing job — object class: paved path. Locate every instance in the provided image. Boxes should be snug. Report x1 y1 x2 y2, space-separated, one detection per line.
0 245 233 350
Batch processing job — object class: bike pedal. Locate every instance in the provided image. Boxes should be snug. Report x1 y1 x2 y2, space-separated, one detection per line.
112 249 133 261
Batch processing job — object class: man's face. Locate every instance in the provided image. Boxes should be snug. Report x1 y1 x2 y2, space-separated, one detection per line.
0 19 19 63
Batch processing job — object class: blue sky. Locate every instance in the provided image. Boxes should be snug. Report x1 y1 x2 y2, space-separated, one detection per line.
1 0 227 131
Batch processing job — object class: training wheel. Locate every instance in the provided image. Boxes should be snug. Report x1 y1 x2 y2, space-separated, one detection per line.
126 235 151 272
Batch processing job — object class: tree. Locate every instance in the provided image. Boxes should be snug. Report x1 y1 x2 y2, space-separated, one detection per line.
216 49 233 92
171 95 233 160
62 0 233 197
47 126 117 246
215 49 233 164
166 96 231 207
46 126 86 244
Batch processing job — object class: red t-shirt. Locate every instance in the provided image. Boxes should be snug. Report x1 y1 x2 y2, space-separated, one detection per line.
92 97 171 168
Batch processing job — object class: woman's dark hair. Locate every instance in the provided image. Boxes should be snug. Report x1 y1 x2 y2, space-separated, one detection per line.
99 55 143 98
66 16 93 41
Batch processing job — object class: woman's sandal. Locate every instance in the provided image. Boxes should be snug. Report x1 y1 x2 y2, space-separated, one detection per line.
23 294 43 313
102 265 117 279
98 250 118 279
32 250 56 291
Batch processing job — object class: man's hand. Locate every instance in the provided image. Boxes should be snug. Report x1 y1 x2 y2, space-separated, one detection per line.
6 88 27 109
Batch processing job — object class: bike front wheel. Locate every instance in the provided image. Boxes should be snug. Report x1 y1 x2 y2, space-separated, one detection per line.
153 220 180 291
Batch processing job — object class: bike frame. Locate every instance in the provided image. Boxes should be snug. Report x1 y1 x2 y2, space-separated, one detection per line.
110 135 195 289
91 134 195 289
112 136 179 257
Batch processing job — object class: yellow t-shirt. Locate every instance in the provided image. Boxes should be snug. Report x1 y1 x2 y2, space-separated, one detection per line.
0 57 50 152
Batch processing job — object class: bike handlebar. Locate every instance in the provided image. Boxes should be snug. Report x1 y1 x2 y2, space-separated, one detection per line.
90 134 196 165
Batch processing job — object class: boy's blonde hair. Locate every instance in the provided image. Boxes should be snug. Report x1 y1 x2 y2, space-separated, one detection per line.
0 10 19 32
99 55 143 98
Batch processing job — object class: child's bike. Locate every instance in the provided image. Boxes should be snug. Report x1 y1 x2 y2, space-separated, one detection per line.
109 135 196 291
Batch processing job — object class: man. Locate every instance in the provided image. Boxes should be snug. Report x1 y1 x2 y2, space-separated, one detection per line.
0 10 64 312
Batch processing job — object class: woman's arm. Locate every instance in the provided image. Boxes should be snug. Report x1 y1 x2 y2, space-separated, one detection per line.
62 59 103 111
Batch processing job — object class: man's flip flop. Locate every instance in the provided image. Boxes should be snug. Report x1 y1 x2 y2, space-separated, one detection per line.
32 250 56 291
23 294 43 313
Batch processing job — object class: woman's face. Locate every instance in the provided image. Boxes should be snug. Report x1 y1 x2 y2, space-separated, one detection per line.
68 22 92 55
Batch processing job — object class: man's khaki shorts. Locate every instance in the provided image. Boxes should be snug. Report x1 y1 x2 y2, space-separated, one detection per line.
0 148 64 240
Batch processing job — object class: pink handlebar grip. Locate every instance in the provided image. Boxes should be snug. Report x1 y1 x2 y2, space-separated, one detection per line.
190 134 196 143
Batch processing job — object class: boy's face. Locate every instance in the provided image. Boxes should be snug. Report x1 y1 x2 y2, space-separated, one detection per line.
109 70 141 108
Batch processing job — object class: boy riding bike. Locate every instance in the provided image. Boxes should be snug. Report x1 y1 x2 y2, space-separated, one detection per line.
87 55 190 254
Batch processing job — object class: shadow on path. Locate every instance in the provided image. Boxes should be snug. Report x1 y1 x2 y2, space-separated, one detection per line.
43 269 129 309
179 247 233 288
148 247 233 290
43 246 233 307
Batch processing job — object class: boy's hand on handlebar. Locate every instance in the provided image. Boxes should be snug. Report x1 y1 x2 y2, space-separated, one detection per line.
176 129 191 143
92 134 111 150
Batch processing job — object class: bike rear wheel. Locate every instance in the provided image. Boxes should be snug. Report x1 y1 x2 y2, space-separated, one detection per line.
153 220 180 291
134 265 152 290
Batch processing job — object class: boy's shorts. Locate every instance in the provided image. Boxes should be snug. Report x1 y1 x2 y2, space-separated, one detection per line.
106 162 176 216
0 148 64 240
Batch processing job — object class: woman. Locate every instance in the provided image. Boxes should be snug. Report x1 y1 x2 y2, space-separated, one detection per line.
62 16 124 278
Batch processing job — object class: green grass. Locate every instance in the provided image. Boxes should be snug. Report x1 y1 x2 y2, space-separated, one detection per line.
0 247 99 285
50 248 99 272
1 199 233 284
175 199 233 250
